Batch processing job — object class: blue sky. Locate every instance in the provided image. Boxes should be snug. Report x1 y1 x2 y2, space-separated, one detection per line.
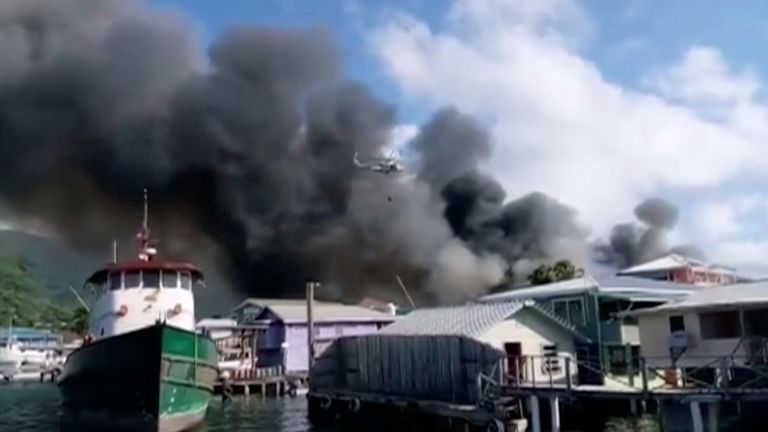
147 0 768 274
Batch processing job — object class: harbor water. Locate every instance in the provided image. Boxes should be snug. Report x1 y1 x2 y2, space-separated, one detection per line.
0 383 319 432
0 383 663 432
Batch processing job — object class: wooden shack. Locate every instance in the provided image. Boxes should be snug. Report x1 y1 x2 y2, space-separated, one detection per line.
311 301 585 405
312 334 502 405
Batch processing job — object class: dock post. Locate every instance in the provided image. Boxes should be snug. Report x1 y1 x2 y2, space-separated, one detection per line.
640 358 649 398
565 357 572 393
690 401 704 432
550 396 561 432
306 281 316 372
707 402 719 432
529 396 541 432
626 344 635 388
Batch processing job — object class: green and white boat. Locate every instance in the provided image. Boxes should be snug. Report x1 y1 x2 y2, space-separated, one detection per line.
58 191 219 432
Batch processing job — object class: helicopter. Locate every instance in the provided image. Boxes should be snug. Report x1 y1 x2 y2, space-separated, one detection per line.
353 150 404 175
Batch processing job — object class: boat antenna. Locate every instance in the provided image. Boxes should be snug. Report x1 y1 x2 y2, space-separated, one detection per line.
394 275 416 308
137 188 156 262
69 285 91 313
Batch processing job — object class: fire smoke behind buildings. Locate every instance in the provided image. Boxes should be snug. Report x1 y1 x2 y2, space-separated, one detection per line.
0 0 702 307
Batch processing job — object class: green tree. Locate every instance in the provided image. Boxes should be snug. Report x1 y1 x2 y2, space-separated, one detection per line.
528 260 585 285
68 306 90 336
0 256 47 326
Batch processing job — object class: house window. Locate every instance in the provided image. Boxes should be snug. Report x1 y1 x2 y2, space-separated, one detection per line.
669 315 685 333
541 344 561 374
700 311 742 339
552 298 586 326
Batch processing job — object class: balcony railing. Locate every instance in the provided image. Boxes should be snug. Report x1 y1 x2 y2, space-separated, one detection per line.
500 354 768 396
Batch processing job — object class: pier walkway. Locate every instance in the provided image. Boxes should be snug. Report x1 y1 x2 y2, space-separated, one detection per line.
214 366 307 397
484 354 768 432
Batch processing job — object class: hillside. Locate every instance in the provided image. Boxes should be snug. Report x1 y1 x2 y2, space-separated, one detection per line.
0 230 98 302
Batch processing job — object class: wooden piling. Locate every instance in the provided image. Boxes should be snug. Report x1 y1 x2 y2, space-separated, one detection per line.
550 396 561 432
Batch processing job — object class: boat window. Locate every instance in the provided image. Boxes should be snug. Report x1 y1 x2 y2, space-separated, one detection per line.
109 272 122 291
180 272 191 290
162 271 178 289
124 270 141 289
193 274 205 291
143 270 160 288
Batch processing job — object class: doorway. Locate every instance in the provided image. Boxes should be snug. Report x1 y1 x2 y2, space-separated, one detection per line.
504 342 523 381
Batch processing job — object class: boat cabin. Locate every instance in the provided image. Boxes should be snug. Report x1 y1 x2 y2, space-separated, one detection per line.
85 262 204 340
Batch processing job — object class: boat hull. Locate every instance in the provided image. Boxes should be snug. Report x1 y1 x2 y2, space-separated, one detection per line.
58 324 218 432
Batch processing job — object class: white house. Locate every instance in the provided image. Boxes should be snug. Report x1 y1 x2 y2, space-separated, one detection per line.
378 301 586 384
628 280 768 368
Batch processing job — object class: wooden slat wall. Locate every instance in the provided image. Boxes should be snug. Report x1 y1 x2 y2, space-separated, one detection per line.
310 334 504 405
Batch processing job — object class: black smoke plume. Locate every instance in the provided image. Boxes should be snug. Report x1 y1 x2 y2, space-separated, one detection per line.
597 198 705 269
0 1 702 311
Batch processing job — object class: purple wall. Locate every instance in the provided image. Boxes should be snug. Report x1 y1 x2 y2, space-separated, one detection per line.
284 322 386 372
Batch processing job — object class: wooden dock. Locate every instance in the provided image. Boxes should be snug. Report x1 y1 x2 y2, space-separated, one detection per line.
214 366 307 397
0 366 61 384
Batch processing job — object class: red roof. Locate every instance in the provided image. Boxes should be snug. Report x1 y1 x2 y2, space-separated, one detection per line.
86 260 203 283
93 260 202 274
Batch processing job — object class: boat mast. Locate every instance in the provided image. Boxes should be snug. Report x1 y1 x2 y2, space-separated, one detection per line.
137 188 156 262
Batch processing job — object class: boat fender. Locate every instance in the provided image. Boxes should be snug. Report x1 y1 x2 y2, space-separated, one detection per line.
117 304 128 316
348 398 361 413
319 396 332 410
172 304 182 315
486 419 504 432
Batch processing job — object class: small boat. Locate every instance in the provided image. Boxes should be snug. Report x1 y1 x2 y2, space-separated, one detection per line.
57 190 219 432
0 321 23 381
0 340 22 381
20 346 64 368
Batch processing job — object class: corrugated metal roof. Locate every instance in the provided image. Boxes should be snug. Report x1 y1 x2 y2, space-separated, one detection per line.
195 318 237 329
618 253 735 275
267 304 397 324
232 298 328 312
378 302 523 337
478 274 697 303
629 280 768 315
0 327 58 337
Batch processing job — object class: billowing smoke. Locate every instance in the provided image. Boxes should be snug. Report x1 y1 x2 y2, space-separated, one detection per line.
0 0 512 307
596 198 705 269
0 0 701 310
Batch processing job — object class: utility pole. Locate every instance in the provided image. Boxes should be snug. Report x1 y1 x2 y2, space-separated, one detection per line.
306 281 317 373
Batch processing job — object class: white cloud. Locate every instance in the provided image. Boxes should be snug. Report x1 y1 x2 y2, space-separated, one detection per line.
646 47 760 107
709 240 768 275
694 201 741 242
688 195 768 273
369 0 768 241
